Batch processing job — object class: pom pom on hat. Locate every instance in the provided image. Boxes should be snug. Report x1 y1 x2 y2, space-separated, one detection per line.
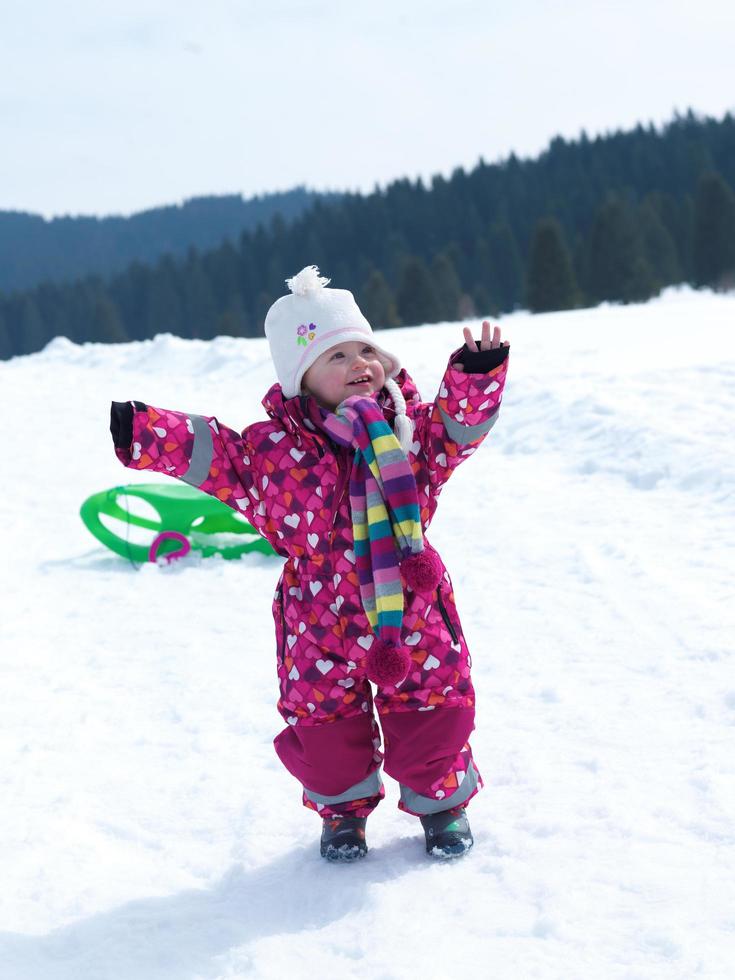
285 265 330 296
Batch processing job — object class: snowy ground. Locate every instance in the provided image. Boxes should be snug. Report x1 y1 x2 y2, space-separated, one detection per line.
1 287 734 979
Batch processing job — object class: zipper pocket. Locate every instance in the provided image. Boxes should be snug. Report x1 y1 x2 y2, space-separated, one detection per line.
331 447 350 528
277 584 287 664
436 583 459 644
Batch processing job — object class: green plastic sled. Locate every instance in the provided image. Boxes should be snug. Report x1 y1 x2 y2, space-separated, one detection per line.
80 483 275 562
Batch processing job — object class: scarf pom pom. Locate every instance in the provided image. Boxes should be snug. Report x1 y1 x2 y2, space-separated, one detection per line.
365 640 411 687
402 551 443 593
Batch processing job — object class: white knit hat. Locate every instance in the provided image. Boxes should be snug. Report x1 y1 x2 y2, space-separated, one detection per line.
264 266 414 451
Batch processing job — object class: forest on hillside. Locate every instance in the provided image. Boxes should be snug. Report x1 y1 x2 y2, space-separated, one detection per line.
1 110 734 361
0 187 327 294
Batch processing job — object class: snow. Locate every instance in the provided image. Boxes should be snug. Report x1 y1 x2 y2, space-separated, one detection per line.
1 286 734 979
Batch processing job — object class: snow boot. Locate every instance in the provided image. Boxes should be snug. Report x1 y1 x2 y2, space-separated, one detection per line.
420 806 474 858
320 815 368 862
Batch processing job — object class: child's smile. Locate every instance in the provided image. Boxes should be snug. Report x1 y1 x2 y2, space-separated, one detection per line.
301 341 388 410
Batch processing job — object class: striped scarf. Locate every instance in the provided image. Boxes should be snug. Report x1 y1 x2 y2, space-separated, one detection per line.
318 394 424 648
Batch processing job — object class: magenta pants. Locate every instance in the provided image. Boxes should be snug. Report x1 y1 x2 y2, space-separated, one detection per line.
274 703 482 818
272 564 483 818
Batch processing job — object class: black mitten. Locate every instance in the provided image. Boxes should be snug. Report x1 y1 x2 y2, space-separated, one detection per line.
110 400 145 449
458 343 509 373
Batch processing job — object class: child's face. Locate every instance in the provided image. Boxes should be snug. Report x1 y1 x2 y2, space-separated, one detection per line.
301 341 388 410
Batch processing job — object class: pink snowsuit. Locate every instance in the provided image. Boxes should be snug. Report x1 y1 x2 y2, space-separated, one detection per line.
113 345 509 818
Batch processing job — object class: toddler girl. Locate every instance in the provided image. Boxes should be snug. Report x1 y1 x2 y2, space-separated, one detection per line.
110 265 510 861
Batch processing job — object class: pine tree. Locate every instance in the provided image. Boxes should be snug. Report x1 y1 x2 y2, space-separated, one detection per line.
693 172 735 288
217 303 250 338
638 199 681 290
59 282 87 344
266 253 290 301
396 256 439 326
486 222 524 311
359 269 400 328
0 311 11 359
472 239 500 313
586 196 655 304
254 290 275 333
572 232 590 305
431 251 463 321
146 257 183 337
267 214 291 294
457 293 476 319
19 296 48 354
181 249 217 339
218 291 251 337
208 241 244 313
92 293 128 343
647 192 687 282
526 217 578 312
381 230 411 287
678 195 695 281
472 284 495 317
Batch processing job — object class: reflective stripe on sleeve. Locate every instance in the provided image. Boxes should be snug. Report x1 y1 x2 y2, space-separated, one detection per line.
438 405 499 446
181 415 214 487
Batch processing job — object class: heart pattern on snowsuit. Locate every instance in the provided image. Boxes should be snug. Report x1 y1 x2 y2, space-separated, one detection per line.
114 345 509 817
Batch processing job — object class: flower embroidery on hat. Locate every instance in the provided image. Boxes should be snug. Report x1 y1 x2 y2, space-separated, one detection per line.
296 322 318 347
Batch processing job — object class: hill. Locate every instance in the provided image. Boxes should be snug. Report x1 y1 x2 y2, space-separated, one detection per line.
2 110 734 361
0 187 330 292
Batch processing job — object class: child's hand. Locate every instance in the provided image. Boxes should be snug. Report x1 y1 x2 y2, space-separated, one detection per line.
455 321 509 372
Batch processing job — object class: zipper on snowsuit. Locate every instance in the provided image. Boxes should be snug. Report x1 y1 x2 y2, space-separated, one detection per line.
436 583 459 644
277 584 287 664
329 445 351 538
295 396 326 458
327 447 351 655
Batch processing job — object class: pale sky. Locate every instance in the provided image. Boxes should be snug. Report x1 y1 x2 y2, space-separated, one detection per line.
2 0 733 218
